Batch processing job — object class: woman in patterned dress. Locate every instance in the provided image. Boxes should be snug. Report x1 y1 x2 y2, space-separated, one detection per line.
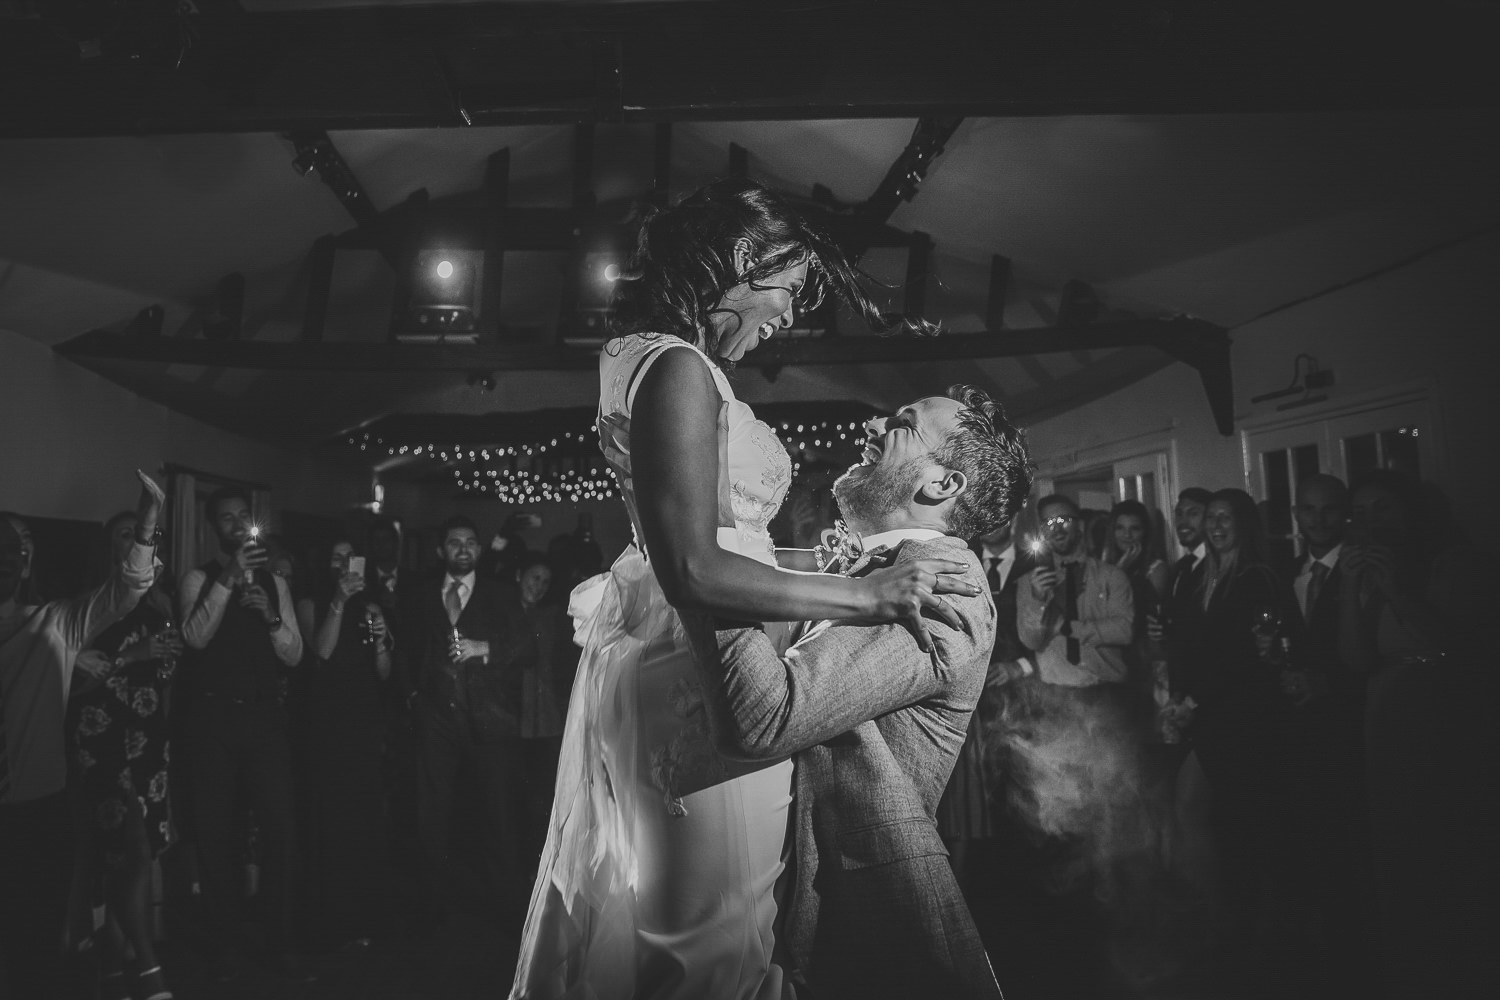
67 510 180 1000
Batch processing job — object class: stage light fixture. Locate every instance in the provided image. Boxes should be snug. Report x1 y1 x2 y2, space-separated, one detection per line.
393 249 483 343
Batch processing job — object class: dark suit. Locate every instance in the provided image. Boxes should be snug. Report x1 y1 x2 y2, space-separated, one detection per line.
707 536 1003 1000
1162 550 1207 697
971 541 1035 668
1283 553 1379 983
405 574 537 924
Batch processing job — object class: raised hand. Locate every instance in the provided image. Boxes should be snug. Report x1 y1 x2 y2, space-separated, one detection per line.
1029 566 1061 603
229 540 268 586
857 558 977 653
334 572 364 604
134 469 166 537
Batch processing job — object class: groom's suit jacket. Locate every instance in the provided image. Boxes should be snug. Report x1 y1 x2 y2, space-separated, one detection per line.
701 535 1004 1000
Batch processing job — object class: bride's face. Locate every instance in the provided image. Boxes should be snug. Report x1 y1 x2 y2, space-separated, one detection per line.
711 259 807 363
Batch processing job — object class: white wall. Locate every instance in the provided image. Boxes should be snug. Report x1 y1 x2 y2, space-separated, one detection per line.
1021 232 1498 551
0 330 368 524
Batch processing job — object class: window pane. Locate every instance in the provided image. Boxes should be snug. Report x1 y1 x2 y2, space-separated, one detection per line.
1139 473 1155 509
1380 427 1422 479
1292 444 1320 490
1263 449 1292 535
1345 433 1379 484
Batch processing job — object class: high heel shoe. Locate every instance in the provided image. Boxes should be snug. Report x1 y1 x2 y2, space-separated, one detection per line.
134 964 174 1000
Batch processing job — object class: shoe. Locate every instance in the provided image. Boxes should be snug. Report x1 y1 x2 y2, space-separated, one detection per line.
134 964 174 1000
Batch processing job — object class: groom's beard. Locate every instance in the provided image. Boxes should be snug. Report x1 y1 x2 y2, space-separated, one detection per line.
833 457 925 529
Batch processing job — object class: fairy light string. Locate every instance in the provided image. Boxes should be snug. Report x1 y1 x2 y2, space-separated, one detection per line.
346 413 876 504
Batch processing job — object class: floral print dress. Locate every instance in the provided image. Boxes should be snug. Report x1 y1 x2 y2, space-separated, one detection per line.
67 601 175 866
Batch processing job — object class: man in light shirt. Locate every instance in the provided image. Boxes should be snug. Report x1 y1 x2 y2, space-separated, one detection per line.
1017 495 1134 690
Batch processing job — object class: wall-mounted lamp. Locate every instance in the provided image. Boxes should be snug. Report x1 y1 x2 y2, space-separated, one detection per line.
1251 353 1335 410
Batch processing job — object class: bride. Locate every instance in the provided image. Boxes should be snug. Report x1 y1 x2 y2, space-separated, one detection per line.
510 178 974 1000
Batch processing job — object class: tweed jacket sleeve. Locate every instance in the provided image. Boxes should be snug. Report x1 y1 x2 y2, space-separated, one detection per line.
702 536 995 762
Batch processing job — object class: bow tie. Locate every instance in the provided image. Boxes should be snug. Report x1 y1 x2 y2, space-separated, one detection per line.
816 520 865 572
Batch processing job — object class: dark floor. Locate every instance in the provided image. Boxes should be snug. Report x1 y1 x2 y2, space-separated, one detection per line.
72 850 1315 1000
21 829 1379 1000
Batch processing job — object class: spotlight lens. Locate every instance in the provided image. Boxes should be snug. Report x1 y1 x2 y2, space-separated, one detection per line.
436 260 454 280
603 263 621 282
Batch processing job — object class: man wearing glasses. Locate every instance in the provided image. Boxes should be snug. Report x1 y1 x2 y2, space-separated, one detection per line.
1008 493 1138 988
1017 495 1135 689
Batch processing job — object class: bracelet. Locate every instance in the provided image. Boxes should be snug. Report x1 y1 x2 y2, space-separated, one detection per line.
266 616 283 632
134 524 162 547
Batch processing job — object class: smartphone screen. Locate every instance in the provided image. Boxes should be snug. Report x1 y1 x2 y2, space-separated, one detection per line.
348 555 366 578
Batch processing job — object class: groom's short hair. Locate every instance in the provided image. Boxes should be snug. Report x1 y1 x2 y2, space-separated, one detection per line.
934 385 1033 541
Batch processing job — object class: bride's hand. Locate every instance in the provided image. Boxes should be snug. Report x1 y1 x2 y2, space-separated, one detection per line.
854 559 977 653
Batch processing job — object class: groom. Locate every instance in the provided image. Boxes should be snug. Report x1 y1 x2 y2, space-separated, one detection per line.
696 385 1031 1000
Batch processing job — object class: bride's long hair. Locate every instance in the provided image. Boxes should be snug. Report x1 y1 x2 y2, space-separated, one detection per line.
608 177 937 361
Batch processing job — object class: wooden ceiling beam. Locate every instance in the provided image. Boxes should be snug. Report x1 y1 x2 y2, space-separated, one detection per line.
54 315 1225 370
3 3 1494 138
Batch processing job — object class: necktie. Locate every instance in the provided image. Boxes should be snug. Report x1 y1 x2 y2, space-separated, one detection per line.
1305 561 1330 621
1062 562 1081 665
986 556 1002 593
445 578 464 625
1173 553 1196 597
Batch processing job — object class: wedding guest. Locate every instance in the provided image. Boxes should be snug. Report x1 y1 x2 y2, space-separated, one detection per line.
1017 495 1136 698
1339 470 1496 999
1278 473 1379 992
511 552 568 865
400 515 537 935
940 521 1032 884
65 510 182 1000
1178 489 1297 964
1 471 162 1000
1012 494 1138 988
293 538 393 951
176 488 306 981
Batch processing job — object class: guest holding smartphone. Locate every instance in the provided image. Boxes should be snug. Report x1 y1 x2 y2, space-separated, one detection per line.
293 539 393 952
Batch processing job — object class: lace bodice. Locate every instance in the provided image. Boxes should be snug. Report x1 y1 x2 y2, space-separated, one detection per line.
599 334 792 556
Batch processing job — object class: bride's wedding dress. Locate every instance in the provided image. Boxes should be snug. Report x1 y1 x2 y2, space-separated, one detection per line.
511 333 795 1000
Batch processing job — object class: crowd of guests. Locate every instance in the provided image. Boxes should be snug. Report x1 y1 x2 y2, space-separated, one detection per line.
943 469 1495 997
5 463 1492 999
1 482 595 998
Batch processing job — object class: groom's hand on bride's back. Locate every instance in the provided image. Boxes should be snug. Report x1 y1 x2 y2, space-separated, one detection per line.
851 558 977 653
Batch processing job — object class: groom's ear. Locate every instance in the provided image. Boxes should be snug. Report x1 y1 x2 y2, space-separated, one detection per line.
917 468 967 505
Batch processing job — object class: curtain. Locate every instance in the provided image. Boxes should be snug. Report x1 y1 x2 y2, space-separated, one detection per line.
167 470 197 589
